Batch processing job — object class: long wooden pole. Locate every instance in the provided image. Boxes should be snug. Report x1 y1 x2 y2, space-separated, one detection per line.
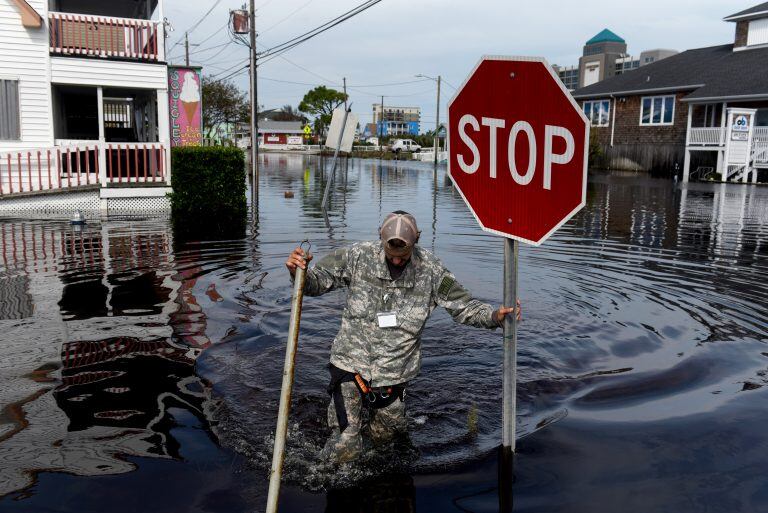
266 249 309 513
249 0 259 197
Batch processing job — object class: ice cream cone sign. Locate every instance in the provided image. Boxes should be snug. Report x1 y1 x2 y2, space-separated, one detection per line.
180 73 201 123
168 66 203 147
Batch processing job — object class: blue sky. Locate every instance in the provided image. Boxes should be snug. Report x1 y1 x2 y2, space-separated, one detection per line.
164 0 758 129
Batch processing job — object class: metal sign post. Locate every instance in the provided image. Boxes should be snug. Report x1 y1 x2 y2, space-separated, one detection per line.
321 105 356 209
447 56 590 458
266 244 310 513
502 238 518 453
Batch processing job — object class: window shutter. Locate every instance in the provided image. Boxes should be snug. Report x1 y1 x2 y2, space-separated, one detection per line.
0 80 21 140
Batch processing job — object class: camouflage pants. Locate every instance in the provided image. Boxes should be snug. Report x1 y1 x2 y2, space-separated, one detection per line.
322 381 407 463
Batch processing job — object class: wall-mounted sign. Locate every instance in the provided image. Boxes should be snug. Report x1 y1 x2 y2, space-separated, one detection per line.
168 66 203 147
287 136 303 145
732 114 749 132
731 131 748 141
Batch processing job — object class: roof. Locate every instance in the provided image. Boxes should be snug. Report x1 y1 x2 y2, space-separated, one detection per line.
586 29 625 45
573 43 768 102
257 120 304 133
723 2 768 21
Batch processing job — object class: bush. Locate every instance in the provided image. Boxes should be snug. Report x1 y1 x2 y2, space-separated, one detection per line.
588 130 605 168
168 146 246 237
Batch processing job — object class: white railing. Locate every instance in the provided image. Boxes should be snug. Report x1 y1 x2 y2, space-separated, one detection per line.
0 143 167 197
414 149 448 162
753 143 768 165
49 12 162 62
688 127 724 146
753 127 768 143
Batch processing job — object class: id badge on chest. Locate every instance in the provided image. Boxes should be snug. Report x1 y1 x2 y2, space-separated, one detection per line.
377 311 398 328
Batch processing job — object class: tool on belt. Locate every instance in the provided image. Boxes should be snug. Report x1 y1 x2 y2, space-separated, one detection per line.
327 364 405 433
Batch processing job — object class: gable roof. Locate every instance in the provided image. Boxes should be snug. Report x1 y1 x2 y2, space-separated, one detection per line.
586 28 625 45
10 0 42 28
572 43 768 102
257 120 304 133
723 2 768 21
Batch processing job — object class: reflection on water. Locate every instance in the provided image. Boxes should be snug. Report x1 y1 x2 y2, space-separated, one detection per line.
1 156 767 512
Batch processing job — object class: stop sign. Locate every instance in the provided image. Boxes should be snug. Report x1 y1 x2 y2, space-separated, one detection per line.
448 56 589 245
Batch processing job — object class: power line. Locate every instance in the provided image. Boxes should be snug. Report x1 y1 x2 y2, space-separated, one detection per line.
260 0 315 34
350 79 431 88
168 0 224 54
257 0 382 62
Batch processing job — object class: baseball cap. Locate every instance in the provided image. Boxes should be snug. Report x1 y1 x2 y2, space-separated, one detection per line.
380 211 419 257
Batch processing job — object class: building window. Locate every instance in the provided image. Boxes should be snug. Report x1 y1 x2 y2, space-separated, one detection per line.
0 79 21 140
640 95 675 126
583 100 610 127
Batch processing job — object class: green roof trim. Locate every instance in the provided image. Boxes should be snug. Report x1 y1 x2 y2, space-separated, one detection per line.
586 28 625 45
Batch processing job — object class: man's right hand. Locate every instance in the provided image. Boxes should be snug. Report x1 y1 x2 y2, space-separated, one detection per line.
285 247 312 278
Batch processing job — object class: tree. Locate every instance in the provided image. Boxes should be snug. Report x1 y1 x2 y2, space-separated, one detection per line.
298 86 348 135
273 104 306 122
201 76 249 140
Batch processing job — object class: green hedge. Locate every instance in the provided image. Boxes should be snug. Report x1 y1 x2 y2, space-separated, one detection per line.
168 146 246 237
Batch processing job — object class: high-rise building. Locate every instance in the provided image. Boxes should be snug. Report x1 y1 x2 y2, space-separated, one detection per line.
555 29 678 91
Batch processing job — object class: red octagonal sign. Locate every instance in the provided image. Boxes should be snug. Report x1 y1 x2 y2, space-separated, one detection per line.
448 56 589 245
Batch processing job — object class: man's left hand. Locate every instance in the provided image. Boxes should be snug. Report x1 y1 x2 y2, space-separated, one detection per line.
494 298 522 325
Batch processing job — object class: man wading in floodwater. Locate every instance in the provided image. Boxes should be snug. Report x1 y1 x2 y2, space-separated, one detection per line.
285 211 520 463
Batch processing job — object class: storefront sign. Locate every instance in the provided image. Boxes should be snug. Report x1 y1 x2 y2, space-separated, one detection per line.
168 66 203 147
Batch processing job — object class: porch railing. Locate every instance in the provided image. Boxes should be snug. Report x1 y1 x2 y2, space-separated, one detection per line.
49 12 161 62
0 143 167 197
106 143 166 184
753 127 768 143
753 143 768 165
688 127 724 146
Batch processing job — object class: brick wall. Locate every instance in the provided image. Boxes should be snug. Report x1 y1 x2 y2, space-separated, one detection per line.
587 92 691 171
735 21 749 48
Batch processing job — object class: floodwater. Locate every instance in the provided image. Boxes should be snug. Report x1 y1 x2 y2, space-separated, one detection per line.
1 155 767 512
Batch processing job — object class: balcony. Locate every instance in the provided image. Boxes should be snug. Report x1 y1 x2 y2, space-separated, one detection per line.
49 13 162 63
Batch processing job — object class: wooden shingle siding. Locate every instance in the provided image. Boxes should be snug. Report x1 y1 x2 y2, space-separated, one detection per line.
588 93 691 171
0 0 53 150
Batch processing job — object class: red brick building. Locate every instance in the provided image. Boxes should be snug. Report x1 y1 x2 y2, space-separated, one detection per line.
573 2 768 182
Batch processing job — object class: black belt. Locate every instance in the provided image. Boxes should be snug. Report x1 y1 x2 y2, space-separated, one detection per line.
327 364 405 433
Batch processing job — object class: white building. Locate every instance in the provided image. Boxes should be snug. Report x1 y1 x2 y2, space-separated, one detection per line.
0 0 172 213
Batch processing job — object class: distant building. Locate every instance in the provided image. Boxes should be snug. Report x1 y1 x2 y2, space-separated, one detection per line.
555 28 678 90
258 120 305 148
573 1 768 182
372 104 420 136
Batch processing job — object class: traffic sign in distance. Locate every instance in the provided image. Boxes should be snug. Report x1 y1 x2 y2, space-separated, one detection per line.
448 56 590 245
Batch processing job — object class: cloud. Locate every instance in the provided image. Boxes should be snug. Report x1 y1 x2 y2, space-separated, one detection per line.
166 0 751 129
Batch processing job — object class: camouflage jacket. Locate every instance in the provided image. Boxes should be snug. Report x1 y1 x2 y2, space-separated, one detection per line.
302 241 498 386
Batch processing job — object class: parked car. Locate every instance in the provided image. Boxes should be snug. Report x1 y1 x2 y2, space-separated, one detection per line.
389 139 421 153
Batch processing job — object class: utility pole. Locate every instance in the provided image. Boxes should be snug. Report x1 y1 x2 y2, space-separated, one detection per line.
343 77 348 109
184 32 189 65
434 75 441 166
380 95 385 139
249 0 259 195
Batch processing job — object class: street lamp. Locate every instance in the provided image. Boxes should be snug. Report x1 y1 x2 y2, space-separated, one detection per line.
416 74 441 166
